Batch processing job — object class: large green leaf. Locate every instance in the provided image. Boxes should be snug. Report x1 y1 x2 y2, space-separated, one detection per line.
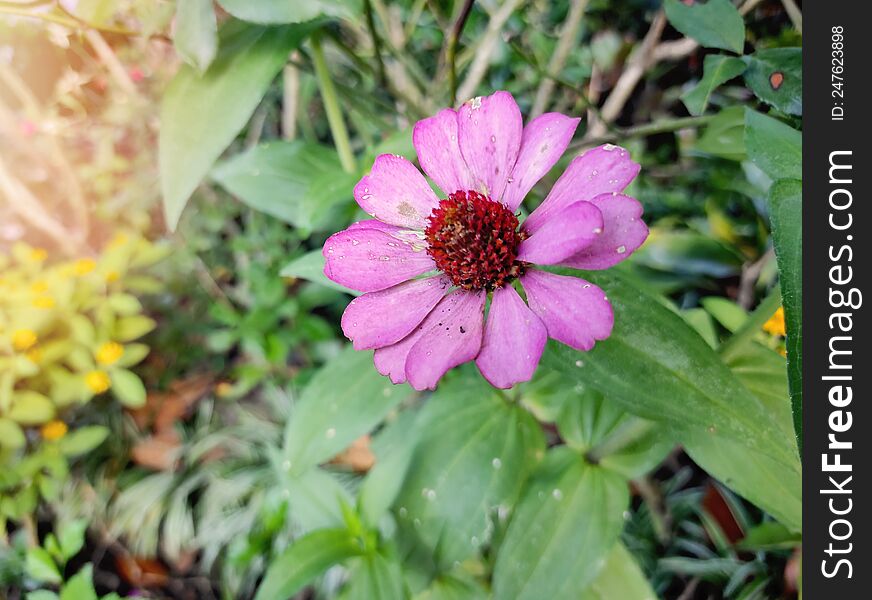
173 0 217 72
254 528 362 600
160 22 318 229
635 230 744 278
664 0 745 53
283 346 410 475
217 0 356 24
492 449 629 600
744 110 801 181
394 374 544 566
211 141 357 231
542 270 798 471
744 48 802 116
682 54 747 116
768 179 802 451
580 543 658 600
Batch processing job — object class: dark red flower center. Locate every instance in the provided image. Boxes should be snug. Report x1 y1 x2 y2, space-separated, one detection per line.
424 190 527 291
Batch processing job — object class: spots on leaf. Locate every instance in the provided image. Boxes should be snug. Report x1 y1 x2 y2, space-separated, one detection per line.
769 71 784 90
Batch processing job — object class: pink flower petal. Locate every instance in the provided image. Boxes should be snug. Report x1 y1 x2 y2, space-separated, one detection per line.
522 270 613 351
405 290 486 390
561 193 649 270
323 226 434 293
517 200 603 265
413 108 475 196
502 113 581 211
341 275 451 350
475 285 547 389
457 92 523 203
373 290 482 386
524 144 640 233
354 154 440 229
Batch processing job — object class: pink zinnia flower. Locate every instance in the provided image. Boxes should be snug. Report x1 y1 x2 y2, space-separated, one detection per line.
323 91 647 391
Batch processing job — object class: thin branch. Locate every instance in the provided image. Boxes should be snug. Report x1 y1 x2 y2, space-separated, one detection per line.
84 30 141 99
0 4 169 40
570 114 714 152
0 154 80 254
588 10 666 138
282 59 300 140
780 0 802 34
363 0 388 87
455 0 523 103
446 0 475 106
530 0 590 118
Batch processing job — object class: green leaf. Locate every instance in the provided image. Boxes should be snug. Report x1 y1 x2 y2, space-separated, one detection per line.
664 0 745 53
281 249 358 295
744 110 801 181
25 547 62 584
542 270 798 474
60 564 98 600
160 22 318 229
173 0 217 72
768 178 802 450
110 370 146 408
254 528 362 600
701 297 747 332
635 230 744 278
580 544 658 600
682 54 747 115
744 48 802 116
284 346 410 474
113 315 156 341
555 387 672 479
413 574 488 600
340 553 406 600
217 0 356 24
26 591 59 600
211 141 357 230
9 391 55 425
695 106 745 160
59 426 109 457
0 417 26 449
58 519 88 561
358 411 420 527
282 467 354 532
394 374 545 566
736 521 802 551
492 449 629 600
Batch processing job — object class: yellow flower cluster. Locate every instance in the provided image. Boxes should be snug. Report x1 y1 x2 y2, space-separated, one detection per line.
1 236 165 439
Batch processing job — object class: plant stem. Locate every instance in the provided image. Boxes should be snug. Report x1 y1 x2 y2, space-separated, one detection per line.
363 0 388 87
585 417 656 464
310 35 357 174
570 115 714 151
446 0 475 106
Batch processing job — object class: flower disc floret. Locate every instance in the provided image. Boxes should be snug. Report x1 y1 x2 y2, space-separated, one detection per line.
424 190 527 291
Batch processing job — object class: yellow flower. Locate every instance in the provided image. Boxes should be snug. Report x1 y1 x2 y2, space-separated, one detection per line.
26 347 43 362
108 233 129 249
762 306 786 337
29 247 48 262
85 370 111 394
95 341 124 365
30 281 49 294
73 258 96 276
32 295 55 309
12 329 38 351
41 420 68 441
105 270 120 283
778 347 787 357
